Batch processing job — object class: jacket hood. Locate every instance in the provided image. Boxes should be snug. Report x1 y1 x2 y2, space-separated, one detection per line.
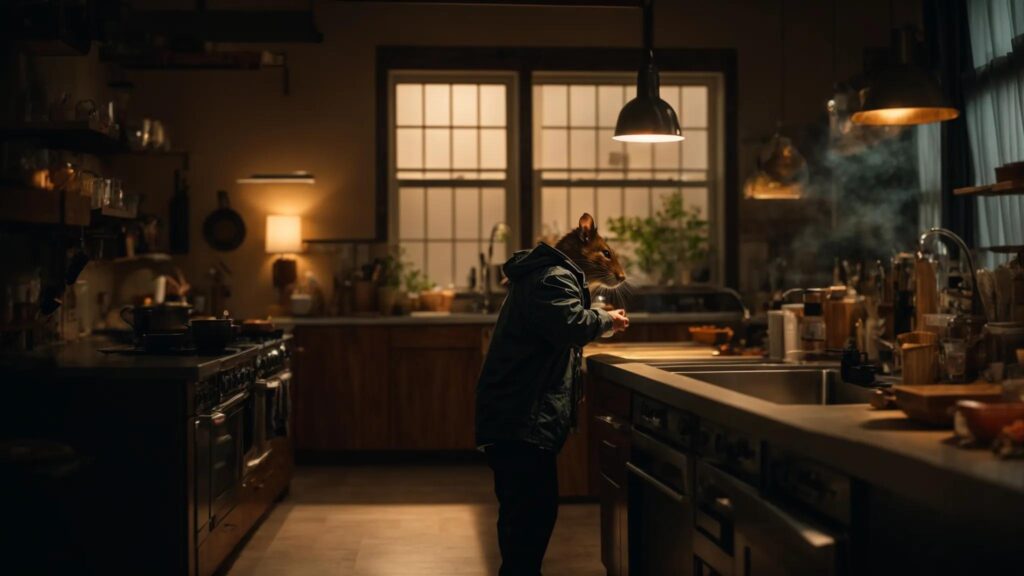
502 242 583 282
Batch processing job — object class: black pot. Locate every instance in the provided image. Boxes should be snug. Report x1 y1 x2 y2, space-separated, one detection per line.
120 303 192 340
190 318 235 353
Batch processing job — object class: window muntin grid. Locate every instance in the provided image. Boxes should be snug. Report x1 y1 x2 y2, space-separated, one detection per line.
391 75 514 289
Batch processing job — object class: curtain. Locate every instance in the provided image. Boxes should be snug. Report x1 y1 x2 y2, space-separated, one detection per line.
966 0 1024 266
917 123 943 230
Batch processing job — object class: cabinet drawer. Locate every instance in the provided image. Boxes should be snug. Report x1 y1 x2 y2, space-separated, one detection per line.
593 413 630 485
592 377 632 421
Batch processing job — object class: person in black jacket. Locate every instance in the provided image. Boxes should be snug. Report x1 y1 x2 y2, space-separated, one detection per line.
477 213 629 576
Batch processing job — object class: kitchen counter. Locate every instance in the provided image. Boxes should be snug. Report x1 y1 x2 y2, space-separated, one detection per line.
588 349 1024 529
275 310 742 327
0 337 259 381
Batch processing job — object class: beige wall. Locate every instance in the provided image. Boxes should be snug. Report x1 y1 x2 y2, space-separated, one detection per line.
106 0 920 319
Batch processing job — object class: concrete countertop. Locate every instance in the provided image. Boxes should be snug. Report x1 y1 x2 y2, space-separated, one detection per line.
0 337 260 381
587 349 1024 529
275 311 742 327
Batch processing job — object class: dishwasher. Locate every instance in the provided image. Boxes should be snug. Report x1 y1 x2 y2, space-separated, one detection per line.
693 455 849 576
627 395 696 576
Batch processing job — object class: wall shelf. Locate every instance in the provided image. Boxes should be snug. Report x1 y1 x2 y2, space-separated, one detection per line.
0 121 122 155
0 185 91 227
953 180 1024 197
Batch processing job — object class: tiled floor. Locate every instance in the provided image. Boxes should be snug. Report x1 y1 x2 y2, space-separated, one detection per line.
225 464 604 576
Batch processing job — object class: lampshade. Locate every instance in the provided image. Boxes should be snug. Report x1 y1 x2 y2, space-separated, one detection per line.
613 63 684 143
850 28 959 126
265 215 302 254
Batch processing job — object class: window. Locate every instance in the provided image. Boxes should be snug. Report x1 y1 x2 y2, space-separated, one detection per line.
389 73 516 288
531 73 723 283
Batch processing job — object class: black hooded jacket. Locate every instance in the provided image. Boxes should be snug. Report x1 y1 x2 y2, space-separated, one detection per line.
475 243 613 452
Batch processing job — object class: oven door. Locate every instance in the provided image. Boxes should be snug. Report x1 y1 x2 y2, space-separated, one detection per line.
694 461 843 576
627 428 693 576
196 390 249 541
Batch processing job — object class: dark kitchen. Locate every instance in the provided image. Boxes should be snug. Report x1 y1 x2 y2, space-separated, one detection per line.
2 1 1022 575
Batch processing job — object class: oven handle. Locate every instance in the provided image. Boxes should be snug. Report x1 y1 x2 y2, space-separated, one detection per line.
626 462 686 504
256 370 291 390
246 448 273 472
199 391 250 426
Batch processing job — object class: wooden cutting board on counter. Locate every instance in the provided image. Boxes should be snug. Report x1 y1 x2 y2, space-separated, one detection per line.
894 384 1004 426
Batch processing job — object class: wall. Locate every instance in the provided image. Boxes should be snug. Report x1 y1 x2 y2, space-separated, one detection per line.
107 0 920 319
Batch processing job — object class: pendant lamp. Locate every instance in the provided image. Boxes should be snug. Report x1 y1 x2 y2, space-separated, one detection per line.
744 0 807 200
613 0 682 143
850 27 958 126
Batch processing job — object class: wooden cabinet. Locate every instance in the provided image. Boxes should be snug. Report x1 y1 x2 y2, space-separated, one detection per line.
389 326 484 450
292 326 391 451
591 376 632 576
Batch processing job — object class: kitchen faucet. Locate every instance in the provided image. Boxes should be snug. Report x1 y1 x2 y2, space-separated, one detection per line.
917 227 984 318
481 222 510 313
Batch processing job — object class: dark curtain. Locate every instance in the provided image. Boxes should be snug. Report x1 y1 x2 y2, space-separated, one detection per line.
924 0 976 243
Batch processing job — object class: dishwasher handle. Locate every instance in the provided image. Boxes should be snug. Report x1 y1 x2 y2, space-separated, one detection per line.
625 462 686 504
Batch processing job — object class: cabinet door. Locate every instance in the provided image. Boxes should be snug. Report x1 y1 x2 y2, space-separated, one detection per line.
556 376 591 497
389 326 484 450
600 472 624 576
291 326 391 451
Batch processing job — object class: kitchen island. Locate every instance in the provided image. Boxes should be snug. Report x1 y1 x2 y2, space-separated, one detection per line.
586 346 1024 575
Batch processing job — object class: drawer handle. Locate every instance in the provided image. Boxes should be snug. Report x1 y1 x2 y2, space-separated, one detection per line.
595 414 626 431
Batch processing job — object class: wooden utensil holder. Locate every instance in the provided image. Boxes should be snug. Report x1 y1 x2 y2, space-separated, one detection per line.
898 331 939 385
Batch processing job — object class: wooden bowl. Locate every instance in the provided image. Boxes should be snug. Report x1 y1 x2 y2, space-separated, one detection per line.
954 400 1024 443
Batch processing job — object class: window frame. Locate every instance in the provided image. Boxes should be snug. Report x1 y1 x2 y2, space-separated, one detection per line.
376 46 739 287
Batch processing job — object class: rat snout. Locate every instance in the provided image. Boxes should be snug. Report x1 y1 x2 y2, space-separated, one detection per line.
615 272 626 282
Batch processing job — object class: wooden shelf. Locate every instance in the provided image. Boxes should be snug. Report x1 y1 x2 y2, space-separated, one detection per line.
0 121 122 155
0 185 90 227
953 180 1024 197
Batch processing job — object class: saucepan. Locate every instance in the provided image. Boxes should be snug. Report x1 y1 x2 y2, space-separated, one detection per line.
120 302 192 340
190 318 237 353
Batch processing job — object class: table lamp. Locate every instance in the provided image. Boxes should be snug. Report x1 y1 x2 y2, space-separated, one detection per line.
266 215 302 298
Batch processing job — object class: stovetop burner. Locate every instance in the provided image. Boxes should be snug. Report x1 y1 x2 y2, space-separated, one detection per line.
98 345 250 357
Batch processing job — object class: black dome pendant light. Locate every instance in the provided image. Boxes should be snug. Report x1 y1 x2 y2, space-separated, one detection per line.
613 0 683 143
850 0 958 126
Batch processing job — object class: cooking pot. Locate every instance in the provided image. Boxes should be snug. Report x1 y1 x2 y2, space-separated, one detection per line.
190 318 236 353
120 303 192 340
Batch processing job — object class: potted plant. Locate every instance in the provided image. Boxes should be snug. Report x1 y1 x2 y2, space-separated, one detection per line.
378 248 406 315
403 267 435 312
606 191 709 285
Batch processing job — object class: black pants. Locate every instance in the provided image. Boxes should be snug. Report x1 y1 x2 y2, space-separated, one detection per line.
485 441 559 576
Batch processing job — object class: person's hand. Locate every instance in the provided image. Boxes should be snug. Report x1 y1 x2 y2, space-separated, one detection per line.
608 309 630 333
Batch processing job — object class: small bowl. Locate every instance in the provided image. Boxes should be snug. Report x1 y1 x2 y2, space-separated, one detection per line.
689 325 734 345
954 400 1024 443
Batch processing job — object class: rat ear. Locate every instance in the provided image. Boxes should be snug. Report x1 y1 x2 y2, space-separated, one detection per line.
577 213 596 243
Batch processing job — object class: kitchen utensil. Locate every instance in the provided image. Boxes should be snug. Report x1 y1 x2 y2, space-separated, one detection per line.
824 297 862 349
942 338 968 382
894 384 1004 426
977 268 997 322
914 258 938 331
897 331 939 384
240 318 277 336
119 303 192 340
954 400 1024 443
202 190 246 251
190 318 234 353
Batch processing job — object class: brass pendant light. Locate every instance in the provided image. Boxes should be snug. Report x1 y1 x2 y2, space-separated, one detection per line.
744 0 807 200
613 0 683 143
850 27 959 126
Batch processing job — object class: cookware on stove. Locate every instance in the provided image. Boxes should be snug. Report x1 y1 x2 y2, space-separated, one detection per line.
190 318 235 353
120 302 192 340
202 190 246 251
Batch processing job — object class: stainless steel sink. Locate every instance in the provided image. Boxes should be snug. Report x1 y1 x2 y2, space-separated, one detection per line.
665 367 873 405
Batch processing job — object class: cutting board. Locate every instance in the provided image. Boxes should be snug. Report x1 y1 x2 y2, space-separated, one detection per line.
894 384 1004 426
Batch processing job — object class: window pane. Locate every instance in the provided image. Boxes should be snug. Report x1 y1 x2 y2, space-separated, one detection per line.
424 128 451 169
624 187 650 219
455 241 480 287
570 85 597 127
396 84 423 126
682 130 708 169
570 128 597 170
598 85 624 128
426 187 453 239
481 187 506 234
452 128 479 169
452 84 478 126
427 242 453 288
653 188 677 212
570 187 595 222
402 241 426 277
627 141 652 169
541 187 568 237
454 188 481 239
681 86 708 128
596 187 622 229
399 187 425 239
541 85 568 127
480 129 507 169
424 84 450 126
683 187 709 219
480 85 506 127
396 128 423 169
654 140 682 170
541 128 568 169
